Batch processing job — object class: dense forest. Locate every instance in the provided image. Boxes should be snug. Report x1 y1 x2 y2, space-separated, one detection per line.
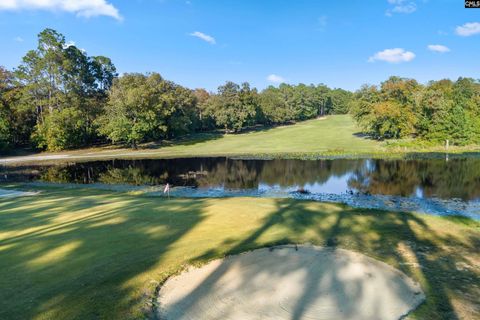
350 77 480 145
0 29 352 151
1 28 479 152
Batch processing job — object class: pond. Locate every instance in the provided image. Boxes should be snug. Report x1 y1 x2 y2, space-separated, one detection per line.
2 157 480 219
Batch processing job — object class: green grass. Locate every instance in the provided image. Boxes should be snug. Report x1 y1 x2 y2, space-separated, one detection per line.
4 115 480 164
1 185 479 319
157 115 383 156
1 115 384 163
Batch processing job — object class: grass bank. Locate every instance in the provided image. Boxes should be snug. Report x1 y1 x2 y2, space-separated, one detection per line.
0 185 479 319
5 115 480 165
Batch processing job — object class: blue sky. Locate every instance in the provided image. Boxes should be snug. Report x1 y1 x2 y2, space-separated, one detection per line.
0 0 479 91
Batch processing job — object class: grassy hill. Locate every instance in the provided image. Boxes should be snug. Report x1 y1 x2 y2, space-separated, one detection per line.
160 114 382 156
3 114 480 164
1 115 385 163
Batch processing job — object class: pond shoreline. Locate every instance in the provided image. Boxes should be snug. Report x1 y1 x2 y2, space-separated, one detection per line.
2 150 480 167
12 182 480 221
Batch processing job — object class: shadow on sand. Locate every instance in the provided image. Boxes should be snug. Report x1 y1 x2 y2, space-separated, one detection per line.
162 200 479 320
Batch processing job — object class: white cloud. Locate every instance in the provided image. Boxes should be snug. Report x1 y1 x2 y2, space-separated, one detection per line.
189 31 216 44
0 0 122 20
455 22 480 37
63 40 75 49
392 3 416 13
14 36 23 42
386 0 417 16
427 44 450 53
266 74 286 84
368 48 415 63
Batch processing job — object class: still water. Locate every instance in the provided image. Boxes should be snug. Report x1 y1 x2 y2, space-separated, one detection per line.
3 157 480 219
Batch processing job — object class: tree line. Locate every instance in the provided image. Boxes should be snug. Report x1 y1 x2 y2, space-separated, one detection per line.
0 29 116 151
1 28 479 152
0 29 352 152
0 29 352 151
350 76 480 145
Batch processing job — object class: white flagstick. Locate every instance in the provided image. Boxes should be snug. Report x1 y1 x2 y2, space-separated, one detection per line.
164 183 170 199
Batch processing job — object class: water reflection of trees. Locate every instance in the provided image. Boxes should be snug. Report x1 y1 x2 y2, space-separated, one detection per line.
36 159 363 189
195 159 263 189
24 157 480 200
348 159 480 200
348 160 421 197
194 159 362 189
38 159 215 186
258 159 363 187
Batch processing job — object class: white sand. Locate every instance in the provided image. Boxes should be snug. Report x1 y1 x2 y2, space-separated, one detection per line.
158 245 425 320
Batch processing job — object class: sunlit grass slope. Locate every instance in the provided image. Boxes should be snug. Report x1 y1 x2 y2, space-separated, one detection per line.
1 115 384 163
156 115 382 156
0 186 479 319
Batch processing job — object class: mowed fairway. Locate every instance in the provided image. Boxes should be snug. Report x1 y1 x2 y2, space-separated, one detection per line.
1 115 384 164
0 186 479 320
158 115 382 156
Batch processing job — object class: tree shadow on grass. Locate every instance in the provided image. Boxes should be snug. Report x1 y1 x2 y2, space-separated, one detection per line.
0 188 208 320
352 132 377 141
139 132 224 150
1 190 478 319
142 122 295 150
166 199 480 319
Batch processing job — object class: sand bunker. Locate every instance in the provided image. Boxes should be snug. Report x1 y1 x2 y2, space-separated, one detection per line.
158 245 425 320
0 189 38 198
